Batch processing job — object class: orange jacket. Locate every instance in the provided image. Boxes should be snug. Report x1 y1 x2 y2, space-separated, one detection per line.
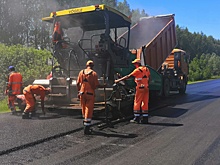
23 85 46 101
77 69 99 95
7 71 23 95
129 66 150 87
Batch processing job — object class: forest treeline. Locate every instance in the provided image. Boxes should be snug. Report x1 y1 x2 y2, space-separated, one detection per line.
0 0 147 49
0 0 220 93
176 26 220 81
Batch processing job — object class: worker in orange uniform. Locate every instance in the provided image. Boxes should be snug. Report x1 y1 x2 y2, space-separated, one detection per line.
52 21 63 42
52 21 64 49
22 85 50 119
5 66 23 114
115 59 150 124
77 60 105 135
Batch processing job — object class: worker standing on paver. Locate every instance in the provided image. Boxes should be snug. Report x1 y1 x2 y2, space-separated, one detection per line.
115 59 150 124
77 60 105 135
5 66 23 114
52 21 66 50
22 85 50 119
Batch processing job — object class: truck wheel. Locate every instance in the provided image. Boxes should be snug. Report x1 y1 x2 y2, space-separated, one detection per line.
179 80 186 94
163 78 170 97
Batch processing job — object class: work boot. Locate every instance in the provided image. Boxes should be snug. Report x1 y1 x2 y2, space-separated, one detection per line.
141 116 149 124
130 116 140 124
22 112 31 119
84 126 92 135
10 107 16 115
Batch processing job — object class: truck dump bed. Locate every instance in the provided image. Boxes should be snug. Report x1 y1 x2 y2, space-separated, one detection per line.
121 14 176 71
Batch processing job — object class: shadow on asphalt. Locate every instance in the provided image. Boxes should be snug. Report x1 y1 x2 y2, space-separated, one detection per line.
150 107 188 118
147 122 183 127
90 129 137 138
36 114 63 120
11 111 66 120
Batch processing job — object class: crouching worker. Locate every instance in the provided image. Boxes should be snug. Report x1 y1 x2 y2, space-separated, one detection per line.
115 59 150 124
77 60 106 135
22 85 50 119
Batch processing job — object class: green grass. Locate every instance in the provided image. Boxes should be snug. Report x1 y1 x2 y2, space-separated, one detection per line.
188 80 205 84
211 75 220 79
0 98 10 113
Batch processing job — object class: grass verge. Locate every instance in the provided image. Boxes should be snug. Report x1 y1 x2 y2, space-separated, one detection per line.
0 98 10 113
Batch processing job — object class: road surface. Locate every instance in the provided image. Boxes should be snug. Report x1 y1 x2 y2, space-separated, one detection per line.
1 79 220 165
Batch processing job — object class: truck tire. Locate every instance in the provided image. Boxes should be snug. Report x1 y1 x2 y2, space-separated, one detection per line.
179 80 187 94
163 78 170 97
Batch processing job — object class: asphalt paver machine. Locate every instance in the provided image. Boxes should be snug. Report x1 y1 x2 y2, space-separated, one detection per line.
35 4 136 119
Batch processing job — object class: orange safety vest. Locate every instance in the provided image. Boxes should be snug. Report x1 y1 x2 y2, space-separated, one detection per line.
130 66 150 87
78 69 99 95
7 72 23 95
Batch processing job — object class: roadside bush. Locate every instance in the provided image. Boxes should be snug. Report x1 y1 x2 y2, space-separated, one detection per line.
0 44 52 93
189 53 220 81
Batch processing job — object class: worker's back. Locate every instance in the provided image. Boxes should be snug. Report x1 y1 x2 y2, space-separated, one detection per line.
8 72 23 95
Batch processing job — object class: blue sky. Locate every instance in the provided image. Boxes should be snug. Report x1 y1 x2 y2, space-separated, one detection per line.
121 0 220 40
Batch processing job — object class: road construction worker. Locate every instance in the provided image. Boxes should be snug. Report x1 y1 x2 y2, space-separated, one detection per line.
22 85 50 119
5 66 23 114
77 60 105 135
52 21 66 50
115 59 150 124
52 21 64 43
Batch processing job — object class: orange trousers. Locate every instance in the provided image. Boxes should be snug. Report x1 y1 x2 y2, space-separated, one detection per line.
80 93 95 123
23 91 35 113
133 86 149 114
8 95 16 111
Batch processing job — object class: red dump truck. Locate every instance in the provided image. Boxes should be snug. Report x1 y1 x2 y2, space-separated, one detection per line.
119 14 189 97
